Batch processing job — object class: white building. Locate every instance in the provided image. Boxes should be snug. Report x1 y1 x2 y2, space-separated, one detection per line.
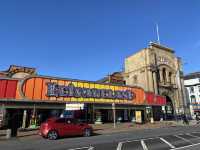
184 72 200 118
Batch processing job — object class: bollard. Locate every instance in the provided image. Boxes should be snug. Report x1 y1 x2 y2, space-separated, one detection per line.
6 129 11 139
150 117 154 123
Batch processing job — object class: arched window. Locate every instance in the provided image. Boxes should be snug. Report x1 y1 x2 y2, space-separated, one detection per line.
169 72 172 83
162 68 166 84
190 87 194 93
158 69 161 82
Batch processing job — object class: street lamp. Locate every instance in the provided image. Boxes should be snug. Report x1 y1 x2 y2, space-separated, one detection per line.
112 103 116 128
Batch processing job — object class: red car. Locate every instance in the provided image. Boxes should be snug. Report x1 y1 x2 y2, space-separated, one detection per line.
39 118 93 140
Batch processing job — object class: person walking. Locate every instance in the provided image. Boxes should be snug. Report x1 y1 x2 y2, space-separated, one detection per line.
182 114 189 125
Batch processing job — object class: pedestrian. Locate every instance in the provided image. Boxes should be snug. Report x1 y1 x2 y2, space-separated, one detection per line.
182 114 189 125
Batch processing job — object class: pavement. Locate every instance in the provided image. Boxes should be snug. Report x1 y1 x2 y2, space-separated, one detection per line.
90 121 177 134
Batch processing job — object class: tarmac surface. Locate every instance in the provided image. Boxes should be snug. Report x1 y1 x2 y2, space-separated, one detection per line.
1 121 200 150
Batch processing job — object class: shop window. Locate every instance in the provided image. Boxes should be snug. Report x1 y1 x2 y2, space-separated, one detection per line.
166 105 172 113
190 95 196 103
190 87 194 93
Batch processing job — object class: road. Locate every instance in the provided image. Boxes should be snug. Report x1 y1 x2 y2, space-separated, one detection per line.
1 125 200 150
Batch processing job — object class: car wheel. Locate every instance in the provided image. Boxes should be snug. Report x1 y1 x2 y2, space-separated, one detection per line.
84 128 91 137
47 130 58 140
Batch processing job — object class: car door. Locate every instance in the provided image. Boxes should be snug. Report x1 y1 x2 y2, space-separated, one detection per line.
70 119 84 135
64 118 76 136
55 118 66 136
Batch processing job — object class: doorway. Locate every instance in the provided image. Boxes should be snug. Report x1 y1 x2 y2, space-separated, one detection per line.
6 109 23 137
165 96 174 120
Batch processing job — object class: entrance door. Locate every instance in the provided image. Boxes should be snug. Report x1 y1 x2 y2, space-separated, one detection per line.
152 106 162 121
165 96 174 120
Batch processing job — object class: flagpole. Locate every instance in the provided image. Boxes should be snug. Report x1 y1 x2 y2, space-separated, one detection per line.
156 23 160 44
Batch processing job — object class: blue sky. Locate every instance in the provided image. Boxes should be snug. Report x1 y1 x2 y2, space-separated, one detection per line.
0 0 199 80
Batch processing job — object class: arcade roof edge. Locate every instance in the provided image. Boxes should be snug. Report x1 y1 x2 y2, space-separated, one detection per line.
22 75 144 90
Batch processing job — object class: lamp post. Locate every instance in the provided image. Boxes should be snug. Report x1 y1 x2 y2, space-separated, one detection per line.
112 103 116 128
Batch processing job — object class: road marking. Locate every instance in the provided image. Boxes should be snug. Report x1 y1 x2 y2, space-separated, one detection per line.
116 142 123 150
68 147 89 150
116 132 200 150
68 146 93 150
171 142 200 150
88 146 94 150
141 140 148 150
120 137 157 143
174 135 193 144
160 137 175 149
192 131 200 133
191 131 200 135
186 133 200 138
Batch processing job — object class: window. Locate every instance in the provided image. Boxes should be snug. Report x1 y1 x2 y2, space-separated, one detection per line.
198 86 200 92
133 75 138 84
162 68 166 84
190 87 194 93
190 95 196 103
169 72 172 83
158 69 161 82
56 118 65 123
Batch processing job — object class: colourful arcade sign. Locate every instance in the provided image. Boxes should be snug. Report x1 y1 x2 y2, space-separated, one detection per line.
46 82 134 100
19 76 145 104
0 77 166 106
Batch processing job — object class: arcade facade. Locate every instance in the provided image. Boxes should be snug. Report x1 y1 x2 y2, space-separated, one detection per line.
0 65 166 130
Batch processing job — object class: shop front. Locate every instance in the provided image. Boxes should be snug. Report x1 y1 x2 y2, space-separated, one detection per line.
0 74 166 134
0 76 143 126
22 76 147 124
145 92 167 121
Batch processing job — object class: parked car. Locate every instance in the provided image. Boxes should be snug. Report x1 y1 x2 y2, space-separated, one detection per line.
39 117 93 140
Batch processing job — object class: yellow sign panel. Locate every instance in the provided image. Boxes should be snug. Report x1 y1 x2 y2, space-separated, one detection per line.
135 111 142 123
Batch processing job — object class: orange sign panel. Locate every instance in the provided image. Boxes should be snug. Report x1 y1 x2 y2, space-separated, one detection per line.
19 76 145 105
